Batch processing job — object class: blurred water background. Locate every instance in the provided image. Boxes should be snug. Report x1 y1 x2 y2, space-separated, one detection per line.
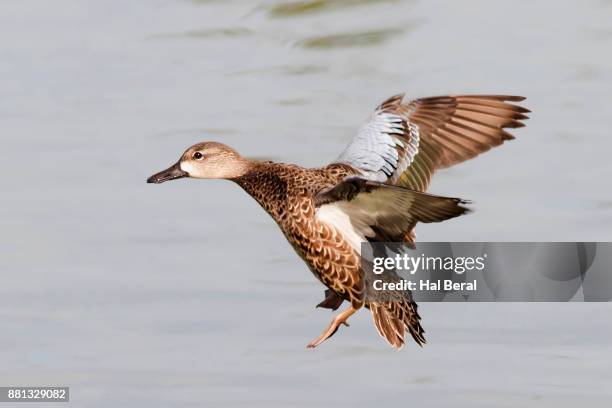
1 0 612 407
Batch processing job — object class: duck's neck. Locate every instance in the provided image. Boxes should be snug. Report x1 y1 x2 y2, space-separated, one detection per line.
232 162 287 219
218 156 253 179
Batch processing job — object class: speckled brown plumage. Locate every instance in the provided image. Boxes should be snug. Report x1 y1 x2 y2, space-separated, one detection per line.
233 162 366 308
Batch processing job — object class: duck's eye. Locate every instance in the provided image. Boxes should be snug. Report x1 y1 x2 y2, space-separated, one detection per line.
193 152 203 160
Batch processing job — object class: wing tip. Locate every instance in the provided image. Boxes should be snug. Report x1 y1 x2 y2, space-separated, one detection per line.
504 95 527 102
457 199 473 216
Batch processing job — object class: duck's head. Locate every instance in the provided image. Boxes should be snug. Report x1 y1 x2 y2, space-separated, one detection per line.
147 142 249 184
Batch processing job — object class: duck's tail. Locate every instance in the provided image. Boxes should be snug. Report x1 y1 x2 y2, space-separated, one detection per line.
368 296 426 349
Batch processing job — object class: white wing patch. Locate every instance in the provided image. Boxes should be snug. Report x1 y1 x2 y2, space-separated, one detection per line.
315 203 375 255
335 110 420 183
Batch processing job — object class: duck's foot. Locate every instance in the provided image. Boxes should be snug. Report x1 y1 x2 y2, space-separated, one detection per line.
315 289 344 311
306 306 357 349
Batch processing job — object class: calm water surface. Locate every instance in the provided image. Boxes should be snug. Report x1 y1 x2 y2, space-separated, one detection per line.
1 0 611 407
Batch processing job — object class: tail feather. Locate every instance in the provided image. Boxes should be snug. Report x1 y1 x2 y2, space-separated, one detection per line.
369 299 426 349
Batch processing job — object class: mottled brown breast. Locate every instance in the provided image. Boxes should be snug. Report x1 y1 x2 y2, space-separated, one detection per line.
233 162 365 307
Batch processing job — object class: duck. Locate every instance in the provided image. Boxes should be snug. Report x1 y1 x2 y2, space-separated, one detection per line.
147 93 529 349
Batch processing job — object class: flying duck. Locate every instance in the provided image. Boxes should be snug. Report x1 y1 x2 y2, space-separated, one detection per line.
147 93 529 349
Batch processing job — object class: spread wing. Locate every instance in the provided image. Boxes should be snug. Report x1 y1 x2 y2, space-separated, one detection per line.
314 177 469 248
334 93 530 191
335 96 420 184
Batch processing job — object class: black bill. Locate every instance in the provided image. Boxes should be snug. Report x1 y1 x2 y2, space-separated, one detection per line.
147 162 188 184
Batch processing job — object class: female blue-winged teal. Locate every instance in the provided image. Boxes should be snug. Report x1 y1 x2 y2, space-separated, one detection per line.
147 93 529 349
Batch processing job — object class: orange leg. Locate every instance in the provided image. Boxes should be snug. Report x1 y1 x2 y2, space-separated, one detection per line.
306 306 357 349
